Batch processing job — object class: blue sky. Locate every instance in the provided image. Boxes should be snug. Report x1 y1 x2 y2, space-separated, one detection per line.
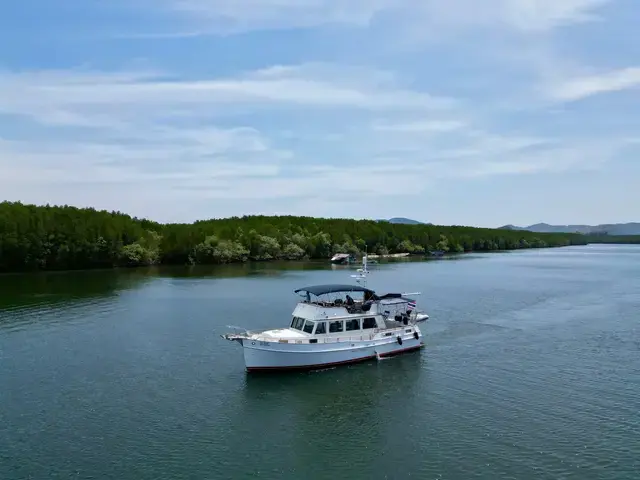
1 0 638 227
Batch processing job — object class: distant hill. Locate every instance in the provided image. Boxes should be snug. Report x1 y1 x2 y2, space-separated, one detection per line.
384 217 424 225
499 222 640 236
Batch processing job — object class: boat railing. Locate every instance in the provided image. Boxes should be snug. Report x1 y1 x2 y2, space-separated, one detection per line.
316 330 410 343
223 326 275 338
250 325 415 344
310 312 382 321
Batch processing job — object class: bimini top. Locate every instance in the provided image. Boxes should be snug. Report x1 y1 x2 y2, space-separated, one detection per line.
294 284 375 296
380 296 414 305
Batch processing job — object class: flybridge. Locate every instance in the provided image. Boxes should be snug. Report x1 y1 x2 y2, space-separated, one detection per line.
294 284 374 296
294 284 419 303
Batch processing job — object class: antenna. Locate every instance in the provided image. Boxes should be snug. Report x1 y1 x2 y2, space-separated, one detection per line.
350 245 369 287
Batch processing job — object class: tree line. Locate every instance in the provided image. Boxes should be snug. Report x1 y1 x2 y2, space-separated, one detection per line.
586 235 640 244
1 201 632 272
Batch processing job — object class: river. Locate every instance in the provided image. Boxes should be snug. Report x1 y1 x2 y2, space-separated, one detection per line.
1 245 639 479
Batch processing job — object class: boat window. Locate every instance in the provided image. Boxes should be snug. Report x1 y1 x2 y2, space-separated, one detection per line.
315 322 326 335
328 320 344 333
363 317 377 329
291 316 305 330
345 318 360 331
303 321 315 334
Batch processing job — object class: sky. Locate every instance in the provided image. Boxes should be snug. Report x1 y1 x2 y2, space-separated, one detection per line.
1 0 638 228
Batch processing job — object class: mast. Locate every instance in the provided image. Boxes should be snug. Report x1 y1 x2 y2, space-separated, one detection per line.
350 245 421 297
351 245 369 287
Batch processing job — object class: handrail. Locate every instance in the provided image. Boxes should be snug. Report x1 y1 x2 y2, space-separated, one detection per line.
321 334 374 343
248 325 414 344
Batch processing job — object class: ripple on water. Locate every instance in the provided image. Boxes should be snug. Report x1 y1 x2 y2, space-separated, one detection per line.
0 295 125 334
2 246 640 480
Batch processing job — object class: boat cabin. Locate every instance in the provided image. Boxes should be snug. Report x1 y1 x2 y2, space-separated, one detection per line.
289 284 417 336
289 315 380 336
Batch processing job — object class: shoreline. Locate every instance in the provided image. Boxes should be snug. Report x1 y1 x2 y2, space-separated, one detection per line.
2 201 637 274
0 243 615 276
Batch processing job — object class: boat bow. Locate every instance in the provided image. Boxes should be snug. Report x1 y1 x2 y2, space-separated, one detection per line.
221 325 251 344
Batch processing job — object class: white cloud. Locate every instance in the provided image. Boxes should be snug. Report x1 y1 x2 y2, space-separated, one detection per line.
547 67 640 102
3 0 638 226
372 120 466 133
0 63 453 131
451 142 614 177
478 0 610 32
0 0 634 223
0 135 284 184
0 62 446 220
148 0 611 36
0 59 625 205
164 0 387 29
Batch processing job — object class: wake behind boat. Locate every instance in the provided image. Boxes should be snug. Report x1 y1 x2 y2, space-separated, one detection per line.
221 256 429 372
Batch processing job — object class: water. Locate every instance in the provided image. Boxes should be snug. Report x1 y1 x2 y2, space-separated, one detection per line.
1 245 639 479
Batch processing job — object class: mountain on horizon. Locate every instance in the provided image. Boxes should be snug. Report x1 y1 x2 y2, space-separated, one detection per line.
386 217 424 225
499 222 640 236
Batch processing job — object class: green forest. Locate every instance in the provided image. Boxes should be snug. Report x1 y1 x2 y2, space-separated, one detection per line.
0 201 636 272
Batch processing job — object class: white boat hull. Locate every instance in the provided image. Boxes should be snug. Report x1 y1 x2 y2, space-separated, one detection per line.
240 328 424 372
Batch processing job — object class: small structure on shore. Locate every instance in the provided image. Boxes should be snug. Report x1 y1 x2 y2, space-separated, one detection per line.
365 252 410 259
330 253 356 264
